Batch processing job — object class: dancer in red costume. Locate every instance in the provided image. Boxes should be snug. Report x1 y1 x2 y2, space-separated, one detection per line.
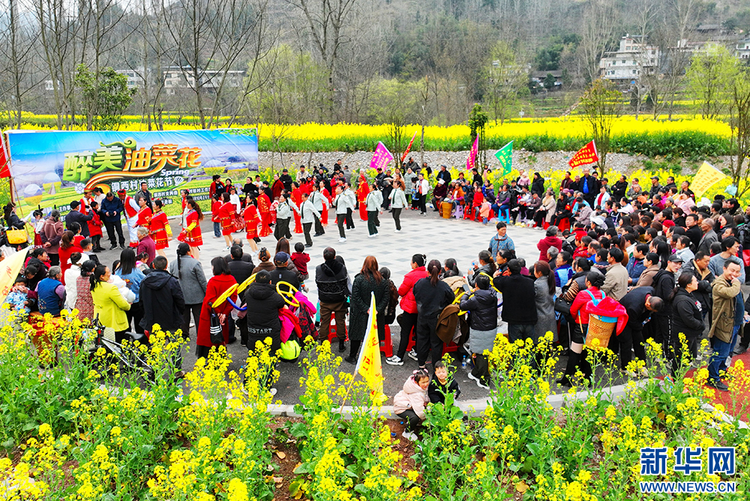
356 173 369 221
257 191 273 237
242 199 260 253
291 182 303 234
149 199 170 256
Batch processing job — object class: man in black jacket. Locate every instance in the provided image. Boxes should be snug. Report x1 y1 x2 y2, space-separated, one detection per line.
65 200 94 237
279 169 294 191
618 286 663 372
100 192 126 249
315 247 350 351
493 259 537 343
227 245 255 285
140 256 185 335
270 252 301 290
139 256 186 370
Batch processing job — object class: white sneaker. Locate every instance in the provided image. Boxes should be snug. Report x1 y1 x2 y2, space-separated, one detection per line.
269 388 277 396
407 349 418 361
467 372 489 389
369 234 377 238
385 356 404 366
395 229 401 232
339 237 346 242
402 431 417 441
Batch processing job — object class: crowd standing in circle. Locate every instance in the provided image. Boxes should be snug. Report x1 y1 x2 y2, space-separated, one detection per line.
6 161 750 409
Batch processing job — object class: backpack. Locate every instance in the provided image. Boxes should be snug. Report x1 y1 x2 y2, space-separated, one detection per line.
436 304 460 345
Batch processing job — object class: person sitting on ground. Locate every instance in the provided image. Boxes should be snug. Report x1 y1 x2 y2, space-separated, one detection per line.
428 360 461 404
393 369 430 442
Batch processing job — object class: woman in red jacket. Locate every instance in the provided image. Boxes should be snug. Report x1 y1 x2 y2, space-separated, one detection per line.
385 254 428 366
559 271 605 387
196 257 238 359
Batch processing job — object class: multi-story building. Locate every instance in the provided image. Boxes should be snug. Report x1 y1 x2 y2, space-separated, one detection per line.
163 66 245 95
599 35 660 83
737 38 750 61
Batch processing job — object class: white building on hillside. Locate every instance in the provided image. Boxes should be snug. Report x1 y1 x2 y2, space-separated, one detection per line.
599 35 660 83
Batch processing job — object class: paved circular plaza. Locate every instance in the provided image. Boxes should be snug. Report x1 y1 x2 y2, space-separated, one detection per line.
96 208 545 402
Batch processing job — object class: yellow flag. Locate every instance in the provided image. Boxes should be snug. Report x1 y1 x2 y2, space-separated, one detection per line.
691 161 726 199
355 292 383 394
0 247 30 304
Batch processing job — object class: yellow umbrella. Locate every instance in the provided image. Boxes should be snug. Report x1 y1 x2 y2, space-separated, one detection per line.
0 247 30 304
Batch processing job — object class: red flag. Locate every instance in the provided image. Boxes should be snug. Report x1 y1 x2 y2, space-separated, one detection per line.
466 134 479 170
400 131 417 163
0 135 10 178
568 140 599 168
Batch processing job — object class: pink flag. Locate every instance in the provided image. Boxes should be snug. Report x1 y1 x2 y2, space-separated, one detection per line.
370 141 393 171
400 131 418 163
466 134 479 170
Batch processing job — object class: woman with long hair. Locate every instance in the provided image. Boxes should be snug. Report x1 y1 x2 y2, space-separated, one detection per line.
150 199 170 257
184 199 204 259
75 260 96 321
114 248 146 334
169 242 207 339
346 256 390 364
64 252 83 310
412 259 455 370
90 264 131 343
533 261 557 342
196 257 237 359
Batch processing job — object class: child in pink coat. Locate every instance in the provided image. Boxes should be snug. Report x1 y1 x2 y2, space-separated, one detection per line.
393 369 430 441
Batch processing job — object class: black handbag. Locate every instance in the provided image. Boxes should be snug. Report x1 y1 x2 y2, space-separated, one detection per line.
209 308 224 345
554 296 572 317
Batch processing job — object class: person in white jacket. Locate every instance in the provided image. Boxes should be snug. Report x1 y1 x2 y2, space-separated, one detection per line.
298 192 321 248
309 184 329 236
389 179 408 232
64 253 83 310
365 183 384 237
343 183 357 229
393 369 430 441
333 185 352 242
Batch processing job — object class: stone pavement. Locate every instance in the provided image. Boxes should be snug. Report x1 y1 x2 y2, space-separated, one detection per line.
95 208 548 403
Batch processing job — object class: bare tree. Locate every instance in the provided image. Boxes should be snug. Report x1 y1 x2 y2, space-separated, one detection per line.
0 0 44 128
285 0 359 122
164 0 275 129
580 79 622 175
578 0 618 84
34 0 82 128
728 68 750 197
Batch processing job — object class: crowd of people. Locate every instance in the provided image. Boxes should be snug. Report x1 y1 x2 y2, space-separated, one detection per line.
5 161 749 432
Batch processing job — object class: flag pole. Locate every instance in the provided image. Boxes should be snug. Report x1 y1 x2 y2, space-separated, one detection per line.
339 292 376 412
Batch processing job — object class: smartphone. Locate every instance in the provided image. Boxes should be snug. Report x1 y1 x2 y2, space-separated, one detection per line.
462 283 472 293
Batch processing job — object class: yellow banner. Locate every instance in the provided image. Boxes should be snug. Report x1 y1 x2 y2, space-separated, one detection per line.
0 247 30 304
356 293 383 394
691 161 726 199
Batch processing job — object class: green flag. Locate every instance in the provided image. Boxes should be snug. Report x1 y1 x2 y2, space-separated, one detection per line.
495 141 513 175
